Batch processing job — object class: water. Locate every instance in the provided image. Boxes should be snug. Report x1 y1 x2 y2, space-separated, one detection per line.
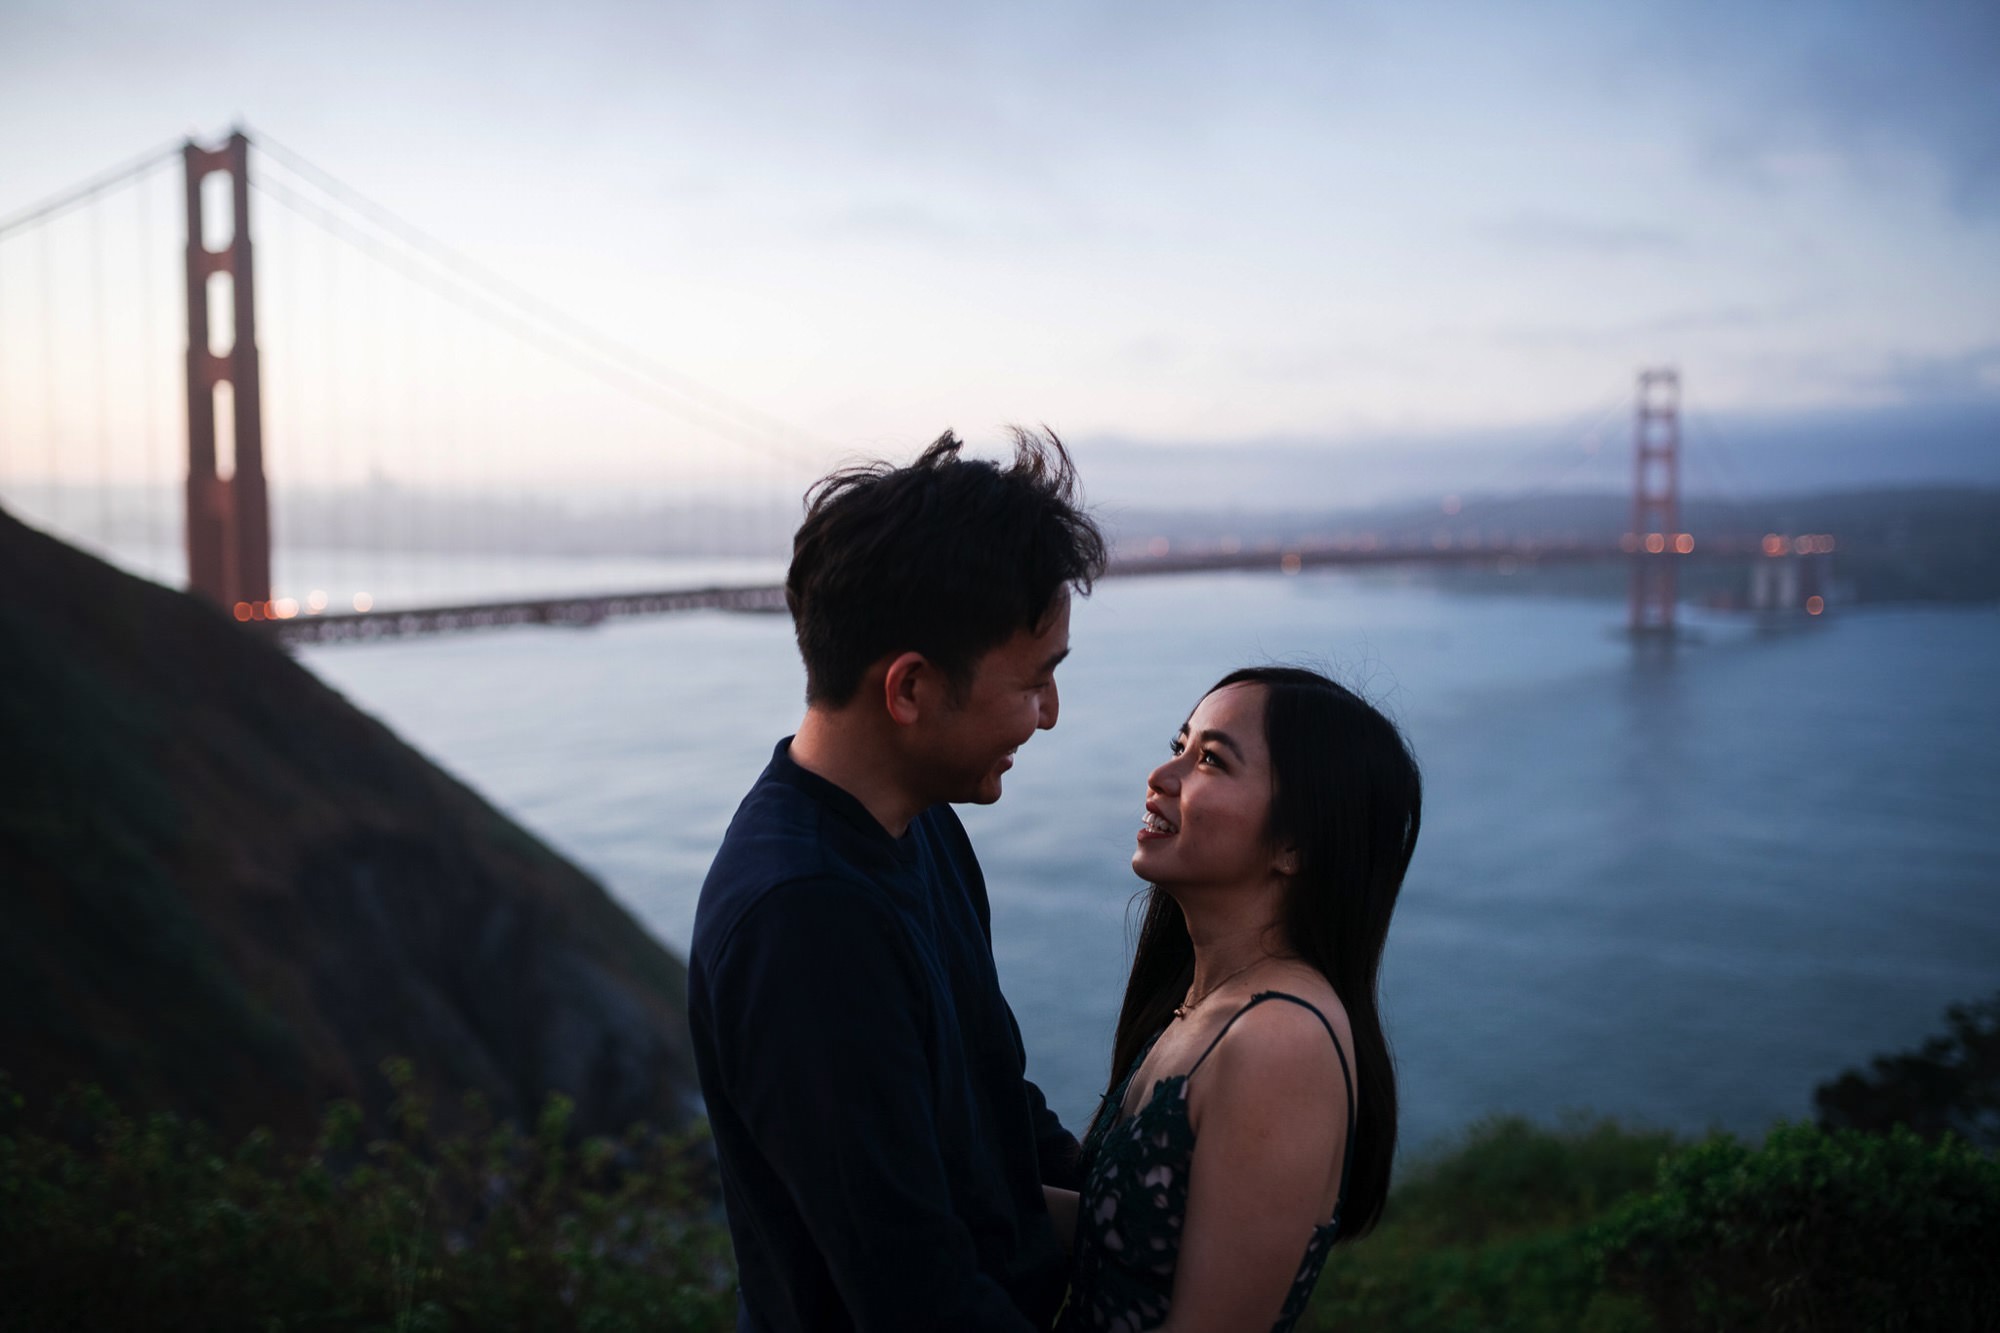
297 570 2000 1153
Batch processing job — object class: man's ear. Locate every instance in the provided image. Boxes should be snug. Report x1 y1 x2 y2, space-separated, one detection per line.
881 652 931 726
1274 845 1301 878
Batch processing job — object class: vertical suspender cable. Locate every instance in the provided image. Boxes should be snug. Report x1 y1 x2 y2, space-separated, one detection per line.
0 241 10 499
399 264 419 594
91 198 111 550
326 213 344 602
273 174 295 598
362 234 381 601
39 226 59 532
141 162 164 564
444 265 462 596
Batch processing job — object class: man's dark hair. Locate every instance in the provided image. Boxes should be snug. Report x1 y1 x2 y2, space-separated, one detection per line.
787 427 1106 707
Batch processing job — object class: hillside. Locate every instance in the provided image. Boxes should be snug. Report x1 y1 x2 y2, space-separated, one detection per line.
0 505 697 1141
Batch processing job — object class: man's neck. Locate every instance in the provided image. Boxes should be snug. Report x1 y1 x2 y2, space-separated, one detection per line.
788 706 925 838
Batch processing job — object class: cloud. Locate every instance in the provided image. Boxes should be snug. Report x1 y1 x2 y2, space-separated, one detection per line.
1479 213 1687 256
1655 2 2000 220
818 200 971 245
1853 345 2000 402
1491 301 1803 351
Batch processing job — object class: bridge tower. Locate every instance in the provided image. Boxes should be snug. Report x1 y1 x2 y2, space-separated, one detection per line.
182 130 271 613
1627 367 1680 635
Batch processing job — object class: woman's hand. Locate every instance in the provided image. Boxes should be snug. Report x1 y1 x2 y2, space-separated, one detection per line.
1043 1185 1080 1255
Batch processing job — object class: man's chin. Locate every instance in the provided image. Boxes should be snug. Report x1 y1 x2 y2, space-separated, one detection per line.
963 778 1004 805
951 768 1008 806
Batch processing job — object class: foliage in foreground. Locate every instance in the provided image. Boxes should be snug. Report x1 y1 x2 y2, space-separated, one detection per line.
0 1061 735 1333
1302 1114 2000 1333
1302 1115 1670 1333
1601 1121 2000 1333
9 1069 2000 1332
1815 990 2000 1149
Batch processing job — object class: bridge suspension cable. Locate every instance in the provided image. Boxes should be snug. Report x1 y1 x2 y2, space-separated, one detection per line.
1370 382 1636 545
0 139 182 241
244 128 832 472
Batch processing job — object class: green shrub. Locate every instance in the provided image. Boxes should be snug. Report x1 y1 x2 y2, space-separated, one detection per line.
1815 992 2000 1149
1301 1116 1675 1333
1597 1121 2000 1333
0 1064 735 1332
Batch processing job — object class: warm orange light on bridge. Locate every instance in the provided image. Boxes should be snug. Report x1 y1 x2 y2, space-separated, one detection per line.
353 592 374 613
307 589 329 614
273 597 300 619
1674 533 1695 554
1762 534 1788 556
1807 596 1825 615
1281 552 1303 574
1644 533 1667 554
1147 536 1170 557
233 602 252 621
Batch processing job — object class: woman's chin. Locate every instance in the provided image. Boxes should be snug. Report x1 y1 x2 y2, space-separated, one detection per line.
1131 844 1172 883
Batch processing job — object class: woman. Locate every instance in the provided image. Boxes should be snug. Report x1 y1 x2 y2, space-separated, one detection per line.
1047 666 1421 1332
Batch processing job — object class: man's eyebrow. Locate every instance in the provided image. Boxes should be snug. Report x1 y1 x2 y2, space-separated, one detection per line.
1192 728 1246 762
1039 646 1071 675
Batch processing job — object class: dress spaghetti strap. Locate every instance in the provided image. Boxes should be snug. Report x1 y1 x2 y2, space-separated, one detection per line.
1184 991 1359 1200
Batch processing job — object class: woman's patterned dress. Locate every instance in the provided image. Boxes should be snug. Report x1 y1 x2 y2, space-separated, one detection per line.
1054 992 1356 1333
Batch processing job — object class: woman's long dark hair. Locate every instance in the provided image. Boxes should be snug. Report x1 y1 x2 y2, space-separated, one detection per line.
1102 665 1422 1238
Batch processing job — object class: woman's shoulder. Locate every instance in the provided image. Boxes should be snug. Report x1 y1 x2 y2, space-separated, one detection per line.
1194 980 1355 1105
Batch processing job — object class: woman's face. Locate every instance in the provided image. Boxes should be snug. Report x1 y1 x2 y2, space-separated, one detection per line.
1132 681 1289 892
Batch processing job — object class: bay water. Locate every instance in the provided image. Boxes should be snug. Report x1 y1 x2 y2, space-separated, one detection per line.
297 566 2000 1153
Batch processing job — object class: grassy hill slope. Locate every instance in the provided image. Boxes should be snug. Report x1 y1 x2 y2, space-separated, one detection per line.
0 506 696 1141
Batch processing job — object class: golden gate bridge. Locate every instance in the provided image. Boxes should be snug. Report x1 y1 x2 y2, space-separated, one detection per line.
0 128 1836 646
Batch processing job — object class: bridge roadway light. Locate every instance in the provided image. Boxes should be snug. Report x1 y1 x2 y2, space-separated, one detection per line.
1675 533 1695 554
1644 533 1667 554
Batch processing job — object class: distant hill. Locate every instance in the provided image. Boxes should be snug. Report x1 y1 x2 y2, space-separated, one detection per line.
0 505 697 1142
1110 486 2000 604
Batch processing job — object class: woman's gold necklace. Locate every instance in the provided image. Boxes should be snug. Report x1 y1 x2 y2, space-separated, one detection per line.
1173 959 1265 1021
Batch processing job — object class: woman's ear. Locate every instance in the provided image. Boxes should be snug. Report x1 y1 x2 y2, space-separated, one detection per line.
1274 845 1301 877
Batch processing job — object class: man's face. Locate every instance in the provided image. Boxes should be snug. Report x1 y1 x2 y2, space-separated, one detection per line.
916 592 1072 806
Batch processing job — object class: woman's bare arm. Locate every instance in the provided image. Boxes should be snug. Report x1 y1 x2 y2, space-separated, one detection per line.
1044 1185 1080 1254
1155 1003 1350 1333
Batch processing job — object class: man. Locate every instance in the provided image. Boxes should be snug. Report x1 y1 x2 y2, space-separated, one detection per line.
689 429 1108 1332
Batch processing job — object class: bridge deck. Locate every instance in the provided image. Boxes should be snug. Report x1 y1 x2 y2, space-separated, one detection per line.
263 541 1787 645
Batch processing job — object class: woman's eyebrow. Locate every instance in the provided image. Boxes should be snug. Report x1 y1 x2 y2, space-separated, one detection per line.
1191 728 1245 762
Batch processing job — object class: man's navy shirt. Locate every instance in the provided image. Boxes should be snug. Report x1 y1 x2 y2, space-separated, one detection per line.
690 740 1081 1333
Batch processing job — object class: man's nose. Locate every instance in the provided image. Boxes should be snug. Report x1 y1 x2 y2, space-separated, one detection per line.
1037 680 1060 730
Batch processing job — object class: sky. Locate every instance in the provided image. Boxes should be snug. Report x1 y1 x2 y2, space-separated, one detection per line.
0 0 1995 508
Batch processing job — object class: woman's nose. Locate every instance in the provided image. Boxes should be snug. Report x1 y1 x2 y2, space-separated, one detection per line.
1146 759 1179 792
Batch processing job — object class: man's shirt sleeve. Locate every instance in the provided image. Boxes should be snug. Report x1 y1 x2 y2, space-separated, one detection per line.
1022 1073 1082 1191
707 876 1039 1333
